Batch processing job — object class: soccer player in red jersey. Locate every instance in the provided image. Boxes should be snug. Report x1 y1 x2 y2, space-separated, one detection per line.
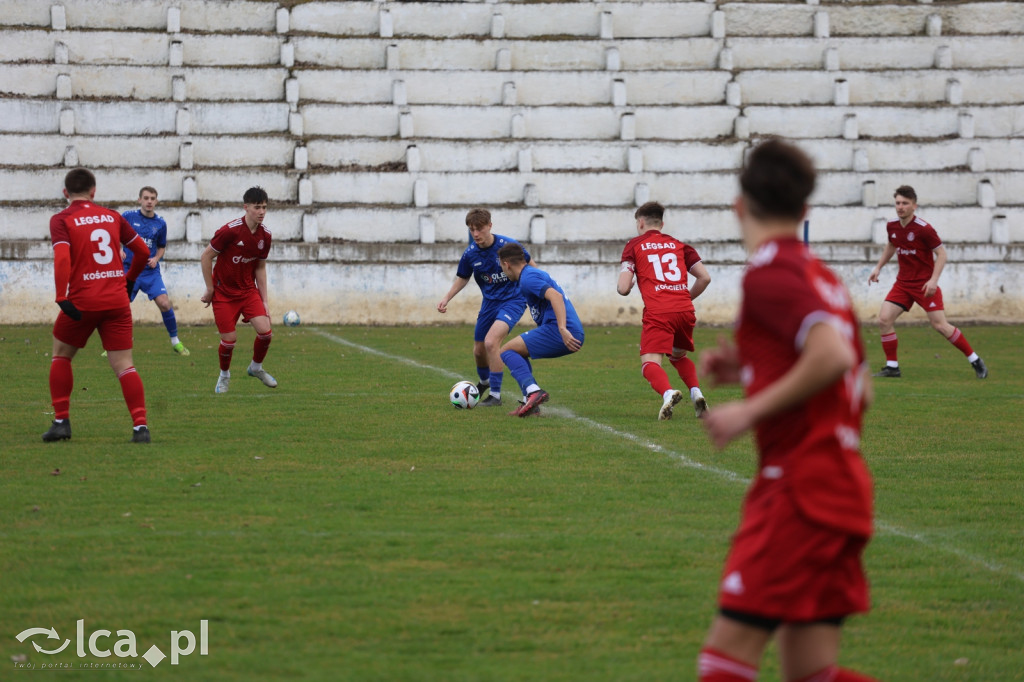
44 168 152 443
618 201 712 420
200 187 277 394
697 140 880 682
868 185 987 379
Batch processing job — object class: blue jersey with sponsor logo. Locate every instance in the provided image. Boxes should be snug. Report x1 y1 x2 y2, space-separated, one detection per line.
456 234 530 303
121 209 167 269
518 265 582 330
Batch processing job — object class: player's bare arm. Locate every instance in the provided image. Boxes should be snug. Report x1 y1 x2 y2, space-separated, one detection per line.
437 275 471 314
254 259 269 317
200 246 217 306
689 262 711 300
868 243 896 284
703 321 856 449
545 288 582 352
924 244 947 297
616 262 635 296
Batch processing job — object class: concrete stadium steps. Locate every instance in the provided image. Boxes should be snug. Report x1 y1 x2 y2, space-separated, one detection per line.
726 36 1024 71
0 0 277 31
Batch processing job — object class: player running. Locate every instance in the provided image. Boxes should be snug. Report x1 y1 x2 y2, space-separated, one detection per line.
697 139 879 682
497 243 584 417
618 201 711 420
436 208 529 407
200 186 277 394
868 185 987 379
44 168 152 443
122 186 190 356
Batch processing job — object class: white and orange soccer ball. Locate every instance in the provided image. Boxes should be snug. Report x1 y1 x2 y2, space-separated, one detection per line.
449 380 480 409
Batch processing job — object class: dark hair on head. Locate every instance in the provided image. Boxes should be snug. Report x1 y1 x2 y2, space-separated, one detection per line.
893 185 917 202
739 138 816 222
465 208 491 228
64 168 96 195
139 186 158 198
634 201 665 225
243 186 269 204
497 242 527 265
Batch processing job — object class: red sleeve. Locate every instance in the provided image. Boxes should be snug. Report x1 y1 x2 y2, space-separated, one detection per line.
53 243 71 302
620 240 634 265
922 225 942 250
49 214 70 246
209 226 230 253
683 244 702 271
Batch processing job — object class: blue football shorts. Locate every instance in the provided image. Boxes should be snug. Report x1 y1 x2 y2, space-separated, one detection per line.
521 322 585 359
129 266 168 302
474 298 527 342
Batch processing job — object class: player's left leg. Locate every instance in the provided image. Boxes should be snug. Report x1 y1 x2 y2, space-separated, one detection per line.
44 338 81 442
480 319 512 406
499 336 547 416
152 292 189 356
670 351 708 418
100 308 149 443
777 623 879 682
247 314 277 388
698 614 771 681
926 304 987 379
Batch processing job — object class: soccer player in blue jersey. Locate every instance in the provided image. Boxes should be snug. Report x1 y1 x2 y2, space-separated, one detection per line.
497 243 585 417
436 208 529 407
122 186 189 356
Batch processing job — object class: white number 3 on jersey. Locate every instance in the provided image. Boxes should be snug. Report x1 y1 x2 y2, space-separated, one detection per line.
647 253 682 282
91 228 115 264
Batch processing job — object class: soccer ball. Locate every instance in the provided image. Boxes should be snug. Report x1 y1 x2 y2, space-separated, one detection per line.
449 380 480 409
283 310 300 327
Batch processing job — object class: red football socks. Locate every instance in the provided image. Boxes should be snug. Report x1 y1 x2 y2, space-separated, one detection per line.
946 327 974 357
642 361 672 395
49 355 73 420
880 332 898 363
793 665 881 682
670 354 700 389
117 366 147 427
698 647 758 682
218 341 235 371
253 331 272 363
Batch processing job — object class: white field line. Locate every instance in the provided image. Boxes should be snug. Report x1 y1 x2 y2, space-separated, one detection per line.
312 328 1024 584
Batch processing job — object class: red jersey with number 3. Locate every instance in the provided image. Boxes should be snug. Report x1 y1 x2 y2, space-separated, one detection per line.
50 200 142 311
736 237 873 538
620 232 702 315
887 215 941 285
209 217 272 299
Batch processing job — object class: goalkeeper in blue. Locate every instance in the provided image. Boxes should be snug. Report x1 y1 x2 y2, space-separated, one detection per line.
122 186 189 356
436 208 529 407
497 243 585 417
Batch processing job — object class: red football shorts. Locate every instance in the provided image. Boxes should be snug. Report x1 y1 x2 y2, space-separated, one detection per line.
640 309 696 355
212 288 268 334
53 306 134 352
718 489 870 623
885 280 944 312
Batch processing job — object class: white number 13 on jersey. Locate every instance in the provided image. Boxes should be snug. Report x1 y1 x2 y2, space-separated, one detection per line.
646 253 682 282
90 228 115 264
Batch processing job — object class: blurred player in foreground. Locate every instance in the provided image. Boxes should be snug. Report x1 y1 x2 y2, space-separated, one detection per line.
497 243 584 417
618 201 711 420
436 208 529 406
868 185 987 379
122 186 190 356
44 168 152 443
200 186 277 394
697 139 879 682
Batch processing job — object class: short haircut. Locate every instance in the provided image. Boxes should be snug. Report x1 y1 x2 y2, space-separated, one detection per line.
243 186 269 204
739 138 816 222
634 201 665 226
894 185 917 202
64 168 96 195
465 208 491 228
497 243 527 265
139 186 158 198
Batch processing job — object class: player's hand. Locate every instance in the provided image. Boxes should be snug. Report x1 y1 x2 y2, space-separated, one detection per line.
57 299 82 321
436 300 448 314
867 268 880 285
147 257 159 269
699 336 742 386
201 287 214 307
702 400 755 450
125 279 136 301
922 280 938 298
559 327 582 353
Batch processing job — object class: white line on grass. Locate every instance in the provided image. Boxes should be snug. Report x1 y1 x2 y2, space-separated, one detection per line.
311 328 1024 583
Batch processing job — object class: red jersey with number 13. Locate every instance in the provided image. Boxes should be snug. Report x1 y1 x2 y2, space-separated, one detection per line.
620 232 702 315
209 217 272 299
736 237 873 538
50 200 142 311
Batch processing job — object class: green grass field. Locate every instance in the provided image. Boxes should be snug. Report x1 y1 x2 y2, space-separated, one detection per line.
2 323 1022 681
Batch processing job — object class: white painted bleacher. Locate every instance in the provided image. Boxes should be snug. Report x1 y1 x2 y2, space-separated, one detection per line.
1 0 1023 323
